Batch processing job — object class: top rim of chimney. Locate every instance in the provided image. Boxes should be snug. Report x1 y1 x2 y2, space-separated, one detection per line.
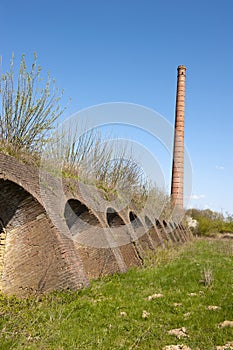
177 65 186 70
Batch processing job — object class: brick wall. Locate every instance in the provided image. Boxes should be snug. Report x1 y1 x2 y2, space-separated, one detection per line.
0 222 6 290
0 154 192 297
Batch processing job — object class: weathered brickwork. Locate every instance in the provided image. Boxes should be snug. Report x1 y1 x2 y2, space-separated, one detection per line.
0 153 192 297
0 178 89 296
0 224 6 289
171 65 186 210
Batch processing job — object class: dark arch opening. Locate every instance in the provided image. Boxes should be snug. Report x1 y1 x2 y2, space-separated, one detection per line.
170 221 183 241
145 216 153 229
0 179 45 230
155 218 163 229
0 217 4 233
0 178 63 295
163 220 168 227
106 207 125 227
180 223 185 230
177 223 183 231
169 222 174 229
144 215 162 246
178 223 187 239
64 199 100 230
173 222 178 229
129 211 143 230
173 222 185 241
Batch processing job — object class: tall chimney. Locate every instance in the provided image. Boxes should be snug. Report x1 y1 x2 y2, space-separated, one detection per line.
171 65 186 210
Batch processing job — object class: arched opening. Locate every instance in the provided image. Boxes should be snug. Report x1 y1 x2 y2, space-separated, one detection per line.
129 211 143 229
155 218 171 244
180 223 186 231
169 222 174 229
0 218 4 232
0 179 70 296
173 222 178 229
155 218 163 229
178 223 187 241
164 220 177 243
64 199 101 230
0 179 51 239
106 207 125 227
106 208 141 271
169 221 181 242
172 221 185 242
145 216 153 229
145 215 161 246
129 211 153 254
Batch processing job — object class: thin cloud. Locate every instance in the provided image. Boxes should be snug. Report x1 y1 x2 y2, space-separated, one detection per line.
216 165 225 170
190 194 206 200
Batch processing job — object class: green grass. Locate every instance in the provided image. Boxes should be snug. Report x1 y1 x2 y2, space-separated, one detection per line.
0 238 232 350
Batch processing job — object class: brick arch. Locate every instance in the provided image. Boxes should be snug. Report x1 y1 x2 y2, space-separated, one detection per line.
128 211 155 254
154 218 168 245
63 201 127 280
163 220 177 243
129 210 143 229
144 215 154 229
0 153 45 208
169 221 182 242
0 153 192 297
0 179 45 229
105 208 141 269
64 198 102 231
0 179 52 291
168 221 181 242
144 215 162 247
106 207 125 228
155 218 162 229
177 222 189 241
0 175 89 296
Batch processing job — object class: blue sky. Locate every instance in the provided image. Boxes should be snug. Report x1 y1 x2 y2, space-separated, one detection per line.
1 0 233 214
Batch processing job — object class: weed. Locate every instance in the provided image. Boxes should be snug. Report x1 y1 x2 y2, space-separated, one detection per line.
200 266 213 286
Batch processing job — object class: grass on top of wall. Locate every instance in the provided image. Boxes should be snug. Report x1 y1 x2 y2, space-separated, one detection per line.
0 238 232 350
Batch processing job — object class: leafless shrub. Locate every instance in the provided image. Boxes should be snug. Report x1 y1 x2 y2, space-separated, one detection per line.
50 120 149 201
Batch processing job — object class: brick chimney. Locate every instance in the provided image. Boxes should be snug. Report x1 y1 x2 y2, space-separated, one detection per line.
171 65 186 209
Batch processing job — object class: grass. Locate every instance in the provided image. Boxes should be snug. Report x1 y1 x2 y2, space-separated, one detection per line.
0 238 232 350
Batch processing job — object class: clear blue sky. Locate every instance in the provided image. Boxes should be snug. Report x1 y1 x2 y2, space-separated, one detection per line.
1 0 233 214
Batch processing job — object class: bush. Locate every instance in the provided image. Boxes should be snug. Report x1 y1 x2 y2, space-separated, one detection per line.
0 53 65 156
186 208 233 236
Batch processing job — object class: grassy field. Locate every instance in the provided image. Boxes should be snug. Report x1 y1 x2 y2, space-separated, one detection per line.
0 238 232 350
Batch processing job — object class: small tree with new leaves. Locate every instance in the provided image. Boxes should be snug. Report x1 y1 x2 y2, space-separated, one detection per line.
0 53 65 157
